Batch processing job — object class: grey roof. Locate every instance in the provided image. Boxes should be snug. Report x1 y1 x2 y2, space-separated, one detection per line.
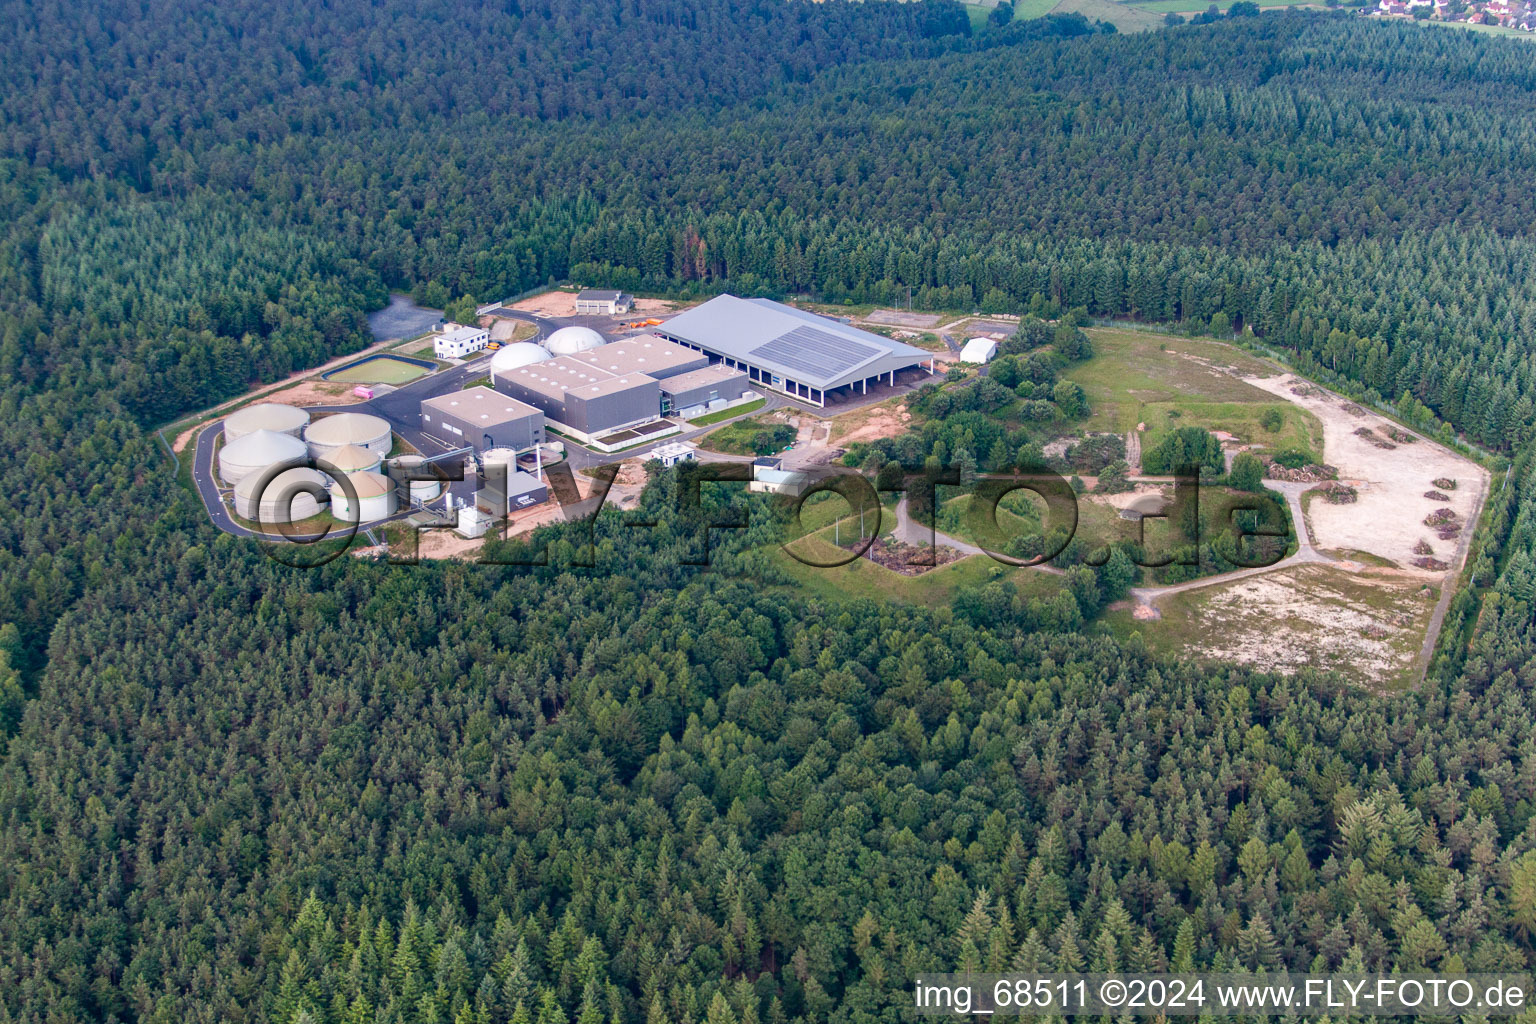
566 335 701 378
655 363 747 395
656 295 931 391
503 356 656 402
423 386 541 426
577 289 624 301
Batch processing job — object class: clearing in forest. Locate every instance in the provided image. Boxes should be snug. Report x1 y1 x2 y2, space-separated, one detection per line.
776 323 1488 688
1104 565 1439 690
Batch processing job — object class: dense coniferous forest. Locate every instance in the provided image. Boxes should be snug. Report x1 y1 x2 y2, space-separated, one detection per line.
0 2 1535 1022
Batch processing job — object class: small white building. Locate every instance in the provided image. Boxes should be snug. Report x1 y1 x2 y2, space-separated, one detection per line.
960 337 999 364
651 441 698 468
749 456 809 497
434 323 490 359
574 290 634 315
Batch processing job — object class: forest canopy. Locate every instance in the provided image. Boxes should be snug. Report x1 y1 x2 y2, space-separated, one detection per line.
0 2 1533 1023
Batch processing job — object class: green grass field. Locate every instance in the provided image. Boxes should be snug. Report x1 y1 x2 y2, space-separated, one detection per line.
1049 0 1167 31
1139 400 1323 462
327 356 431 385
699 413 790 456
772 533 1061 608
962 2 994 29
1064 329 1322 455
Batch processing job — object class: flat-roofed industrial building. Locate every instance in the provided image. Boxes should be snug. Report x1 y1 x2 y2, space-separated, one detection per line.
564 334 707 380
659 364 753 418
420 386 544 451
655 295 935 407
492 335 709 441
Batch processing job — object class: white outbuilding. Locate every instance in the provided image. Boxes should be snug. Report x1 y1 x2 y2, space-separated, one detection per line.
960 337 998 364
305 412 393 459
434 323 490 359
542 325 606 355
218 429 308 485
223 403 310 442
233 466 329 524
330 470 398 523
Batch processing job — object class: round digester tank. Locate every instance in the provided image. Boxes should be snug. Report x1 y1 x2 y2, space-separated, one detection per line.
305 412 392 459
322 443 383 476
542 325 606 355
223 403 310 442
330 470 397 523
218 429 308 486
233 466 329 524
490 342 552 384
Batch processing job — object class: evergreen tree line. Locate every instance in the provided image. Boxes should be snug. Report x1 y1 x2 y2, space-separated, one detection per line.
0 4 1530 1023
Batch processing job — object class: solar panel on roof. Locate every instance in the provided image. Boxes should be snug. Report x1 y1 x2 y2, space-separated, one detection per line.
749 326 881 380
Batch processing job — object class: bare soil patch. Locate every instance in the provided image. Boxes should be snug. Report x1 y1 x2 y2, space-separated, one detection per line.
507 291 673 317
1245 374 1487 573
1150 565 1435 687
829 401 912 445
835 535 962 575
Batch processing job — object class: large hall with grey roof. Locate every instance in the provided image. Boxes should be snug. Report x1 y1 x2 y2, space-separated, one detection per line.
654 295 935 408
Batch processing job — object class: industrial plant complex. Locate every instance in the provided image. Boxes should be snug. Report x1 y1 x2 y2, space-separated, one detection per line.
195 291 933 541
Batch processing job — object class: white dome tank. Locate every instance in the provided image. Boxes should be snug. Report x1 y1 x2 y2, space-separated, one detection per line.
305 412 392 458
543 325 606 355
490 342 552 383
322 443 382 476
233 466 329 524
330 470 397 523
218 429 308 485
224 403 310 442
387 454 443 502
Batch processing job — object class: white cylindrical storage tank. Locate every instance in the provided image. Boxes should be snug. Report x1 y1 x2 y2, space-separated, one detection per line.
330 470 397 523
389 454 443 502
323 443 382 476
490 342 552 384
481 447 519 475
542 325 605 355
218 429 308 485
223 403 310 442
305 412 392 459
233 466 329 524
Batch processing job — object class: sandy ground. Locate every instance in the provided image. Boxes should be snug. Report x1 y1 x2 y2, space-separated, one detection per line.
507 291 674 317
1084 483 1170 511
829 402 912 445
1246 374 1487 569
1160 565 1435 686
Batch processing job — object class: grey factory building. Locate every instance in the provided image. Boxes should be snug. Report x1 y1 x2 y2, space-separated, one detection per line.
420 386 544 451
658 364 753 417
654 294 935 407
493 335 710 441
